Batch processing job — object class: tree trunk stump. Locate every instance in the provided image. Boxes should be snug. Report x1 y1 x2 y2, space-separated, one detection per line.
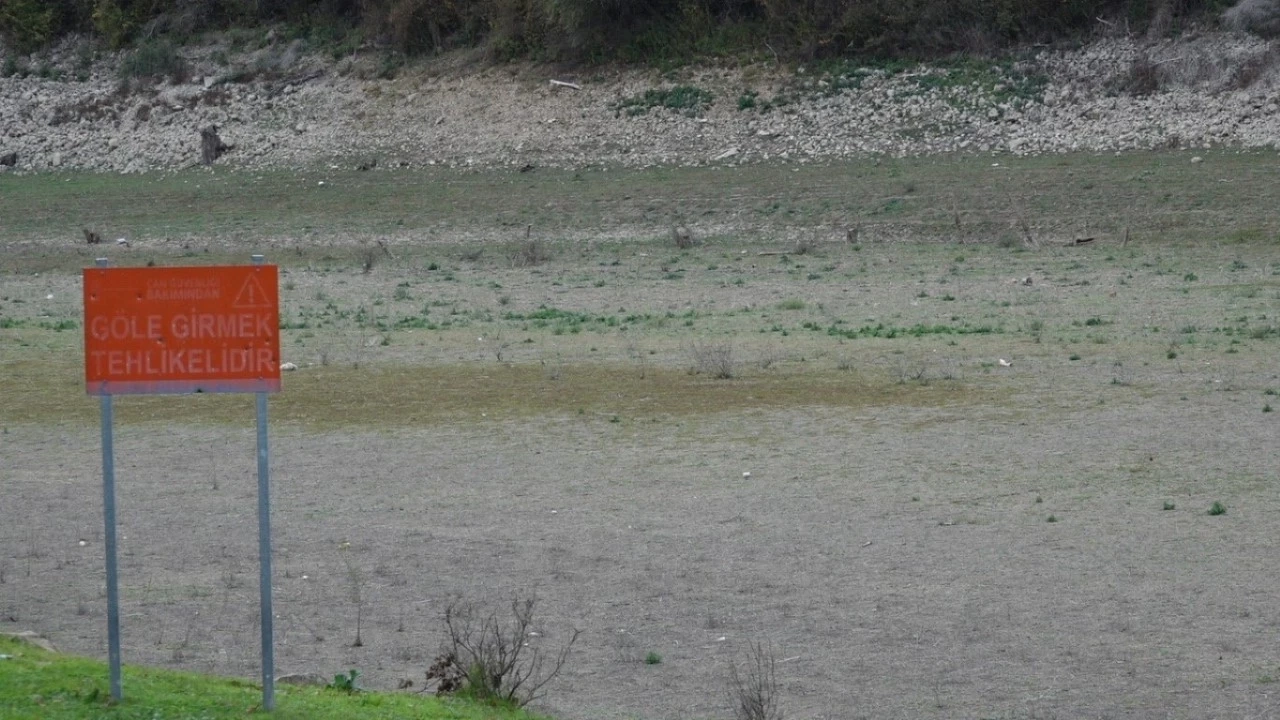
200 125 231 165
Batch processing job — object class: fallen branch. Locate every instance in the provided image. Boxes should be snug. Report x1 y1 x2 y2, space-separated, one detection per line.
549 79 582 91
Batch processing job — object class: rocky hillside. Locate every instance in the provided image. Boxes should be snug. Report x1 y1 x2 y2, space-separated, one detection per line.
1 29 1278 175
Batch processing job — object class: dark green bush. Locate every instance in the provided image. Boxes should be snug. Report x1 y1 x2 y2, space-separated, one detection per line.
119 38 187 81
0 0 1242 63
0 0 59 53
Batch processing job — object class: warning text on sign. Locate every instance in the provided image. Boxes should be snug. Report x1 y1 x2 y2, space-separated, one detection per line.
83 265 282 396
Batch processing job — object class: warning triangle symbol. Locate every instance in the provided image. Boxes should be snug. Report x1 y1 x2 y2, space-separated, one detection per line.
233 273 272 308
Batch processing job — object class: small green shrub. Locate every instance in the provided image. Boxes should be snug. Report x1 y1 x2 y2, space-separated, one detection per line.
1162 501 1176 511
119 40 187 82
327 668 360 692
1208 501 1227 516
615 85 713 117
645 651 662 665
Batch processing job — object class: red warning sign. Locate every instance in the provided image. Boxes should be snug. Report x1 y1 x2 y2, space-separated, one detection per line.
83 265 281 395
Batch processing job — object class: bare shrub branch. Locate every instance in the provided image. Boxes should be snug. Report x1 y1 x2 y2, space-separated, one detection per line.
428 597 579 708
509 239 550 268
728 641 783 720
687 340 736 379
672 224 695 249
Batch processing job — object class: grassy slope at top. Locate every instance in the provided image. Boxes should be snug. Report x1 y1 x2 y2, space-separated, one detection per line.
2 151 1278 256
0 636 543 720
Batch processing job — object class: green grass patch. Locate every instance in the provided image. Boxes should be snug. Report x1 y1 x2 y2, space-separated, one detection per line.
810 321 999 339
0 358 988 429
0 636 542 720
4 151 1280 253
614 86 714 117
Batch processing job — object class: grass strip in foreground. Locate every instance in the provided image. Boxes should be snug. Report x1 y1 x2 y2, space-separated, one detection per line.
0 359 986 428
0 636 545 720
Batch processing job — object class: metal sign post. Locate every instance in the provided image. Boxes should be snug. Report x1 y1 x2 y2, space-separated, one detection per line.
253 254 276 711
84 257 281 710
95 257 123 702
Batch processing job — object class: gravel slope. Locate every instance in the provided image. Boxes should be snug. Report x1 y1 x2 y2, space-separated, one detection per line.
1 30 1278 174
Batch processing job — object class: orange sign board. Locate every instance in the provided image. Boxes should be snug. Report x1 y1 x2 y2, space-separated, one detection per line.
83 265 281 395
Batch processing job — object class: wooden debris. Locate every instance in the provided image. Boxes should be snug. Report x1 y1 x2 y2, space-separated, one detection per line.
200 125 232 165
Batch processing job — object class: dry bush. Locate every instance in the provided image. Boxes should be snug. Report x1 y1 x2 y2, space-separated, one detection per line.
890 356 929 384
672 225 695 249
509 239 550 268
426 597 579 707
757 345 785 370
687 340 736 379
1113 53 1163 96
792 234 818 255
1223 0 1280 38
1226 45 1280 89
727 641 783 720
